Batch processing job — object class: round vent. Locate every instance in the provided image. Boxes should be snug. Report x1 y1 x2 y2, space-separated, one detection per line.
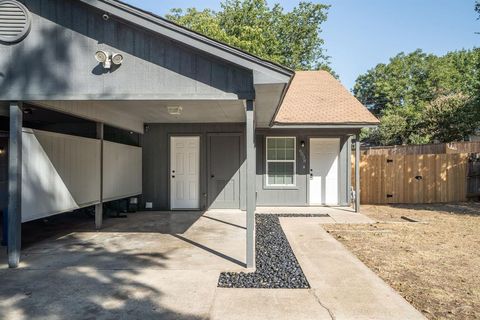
0 0 31 43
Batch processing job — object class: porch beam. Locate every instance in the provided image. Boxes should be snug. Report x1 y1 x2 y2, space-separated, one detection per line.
355 134 361 213
95 123 104 230
245 100 256 268
8 102 22 268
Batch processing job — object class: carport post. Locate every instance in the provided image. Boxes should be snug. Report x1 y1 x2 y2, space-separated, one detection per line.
8 102 22 268
95 123 104 229
355 134 361 213
245 100 256 268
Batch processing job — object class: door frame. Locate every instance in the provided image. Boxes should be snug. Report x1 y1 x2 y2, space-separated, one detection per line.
206 132 243 209
169 135 201 210
307 137 341 206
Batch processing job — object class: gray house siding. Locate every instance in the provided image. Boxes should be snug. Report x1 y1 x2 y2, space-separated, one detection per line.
0 0 254 100
142 123 246 211
143 124 355 210
255 129 354 207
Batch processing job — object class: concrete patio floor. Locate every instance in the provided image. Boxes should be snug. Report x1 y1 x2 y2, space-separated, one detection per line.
0 208 424 320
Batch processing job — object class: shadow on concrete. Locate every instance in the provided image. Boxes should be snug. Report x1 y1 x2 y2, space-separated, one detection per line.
0 232 203 320
202 215 246 230
172 234 246 268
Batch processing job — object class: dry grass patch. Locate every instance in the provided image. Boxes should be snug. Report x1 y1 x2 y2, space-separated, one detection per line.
324 203 480 320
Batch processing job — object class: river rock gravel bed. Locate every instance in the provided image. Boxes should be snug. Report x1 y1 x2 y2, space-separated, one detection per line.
218 214 328 289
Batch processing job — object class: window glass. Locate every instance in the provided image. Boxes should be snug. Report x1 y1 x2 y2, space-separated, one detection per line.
266 137 296 186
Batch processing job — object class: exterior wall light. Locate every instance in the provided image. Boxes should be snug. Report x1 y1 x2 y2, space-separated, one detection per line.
95 50 124 69
0 147 5 155
301 140 305 148
111 53 124 65
167 106 183 115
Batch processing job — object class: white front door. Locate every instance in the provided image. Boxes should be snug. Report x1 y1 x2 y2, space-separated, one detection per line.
309 138 339 205
170 136 200 210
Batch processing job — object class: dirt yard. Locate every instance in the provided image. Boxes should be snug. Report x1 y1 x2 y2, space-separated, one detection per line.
324 203 480 320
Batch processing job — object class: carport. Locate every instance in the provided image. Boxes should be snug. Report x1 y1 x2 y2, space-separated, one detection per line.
2 98 266 269
0 0 293 268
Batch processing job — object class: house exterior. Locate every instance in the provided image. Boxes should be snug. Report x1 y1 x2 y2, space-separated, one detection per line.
0 0 378 268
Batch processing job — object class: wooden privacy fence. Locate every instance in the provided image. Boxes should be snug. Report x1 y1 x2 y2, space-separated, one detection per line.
354 153 469 204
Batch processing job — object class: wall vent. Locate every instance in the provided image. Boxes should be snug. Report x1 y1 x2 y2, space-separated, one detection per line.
0 0 31 43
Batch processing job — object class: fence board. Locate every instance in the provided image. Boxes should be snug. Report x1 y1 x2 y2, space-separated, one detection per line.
354 153 468 204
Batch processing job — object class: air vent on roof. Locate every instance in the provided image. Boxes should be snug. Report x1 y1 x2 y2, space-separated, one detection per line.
0 0 31 43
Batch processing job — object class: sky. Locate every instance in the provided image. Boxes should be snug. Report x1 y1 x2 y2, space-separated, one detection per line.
123 0 479 90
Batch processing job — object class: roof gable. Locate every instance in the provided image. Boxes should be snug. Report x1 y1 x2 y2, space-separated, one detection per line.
79 0 293 85
0 0 259 100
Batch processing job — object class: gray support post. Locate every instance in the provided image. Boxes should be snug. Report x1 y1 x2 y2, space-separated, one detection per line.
95 123 104 229
355 134 361 213
8 102 22 268
245 100 256 268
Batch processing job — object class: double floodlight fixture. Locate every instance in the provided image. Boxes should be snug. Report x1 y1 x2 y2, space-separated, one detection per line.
95 50 124 69
167 106 183 115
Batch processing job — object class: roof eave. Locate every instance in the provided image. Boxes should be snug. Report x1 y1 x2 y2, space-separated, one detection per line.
271 122 380 129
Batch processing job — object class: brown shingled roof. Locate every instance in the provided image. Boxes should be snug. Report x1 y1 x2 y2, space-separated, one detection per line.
274 71 379 126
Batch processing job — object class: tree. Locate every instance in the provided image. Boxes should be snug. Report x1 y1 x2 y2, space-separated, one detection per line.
476 1 480 17
354 48 480 145
422 94 480 143
166 0 331 71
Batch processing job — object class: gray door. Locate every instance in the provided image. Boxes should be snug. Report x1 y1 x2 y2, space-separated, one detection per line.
208 134 241 209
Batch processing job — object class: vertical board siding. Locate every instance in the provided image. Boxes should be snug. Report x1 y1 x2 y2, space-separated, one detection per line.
354 153 469 204
255 130 352 206
0 0 254 100
102 141 142 202
143 126 355 209
142 123 246 210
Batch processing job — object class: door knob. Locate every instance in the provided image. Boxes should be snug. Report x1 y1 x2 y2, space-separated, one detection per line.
211 175 215 178
172 175 175 178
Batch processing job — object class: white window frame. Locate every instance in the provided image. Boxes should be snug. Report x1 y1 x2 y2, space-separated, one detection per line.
265 136 296 187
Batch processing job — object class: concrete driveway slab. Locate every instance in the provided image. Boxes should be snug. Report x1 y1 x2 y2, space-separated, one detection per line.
0 268 219 320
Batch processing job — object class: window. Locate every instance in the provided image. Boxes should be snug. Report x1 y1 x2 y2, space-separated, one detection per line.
266 137 296 186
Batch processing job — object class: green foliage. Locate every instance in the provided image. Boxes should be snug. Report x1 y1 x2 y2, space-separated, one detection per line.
423 94 479 143
166 0 331 71
354 49 480 145
476 1 480 17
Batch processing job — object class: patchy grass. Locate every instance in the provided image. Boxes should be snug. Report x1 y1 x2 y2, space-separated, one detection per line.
324 203 480 320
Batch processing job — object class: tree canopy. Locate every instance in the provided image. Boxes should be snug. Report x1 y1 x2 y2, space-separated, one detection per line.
166 0 331 71
354 49 480 145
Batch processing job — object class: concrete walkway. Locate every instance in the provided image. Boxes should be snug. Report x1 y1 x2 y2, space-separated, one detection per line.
281 218 426 320
0 209 424 320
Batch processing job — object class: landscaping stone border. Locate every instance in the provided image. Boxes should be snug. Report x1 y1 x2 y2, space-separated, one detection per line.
218 214 329 289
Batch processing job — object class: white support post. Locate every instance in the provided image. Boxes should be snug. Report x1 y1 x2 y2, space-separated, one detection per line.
8 102 22 268
95 123 104 229
245 100 256 269
355 134 361 213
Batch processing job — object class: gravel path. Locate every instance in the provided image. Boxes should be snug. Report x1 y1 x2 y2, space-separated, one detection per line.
218 214 328 289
